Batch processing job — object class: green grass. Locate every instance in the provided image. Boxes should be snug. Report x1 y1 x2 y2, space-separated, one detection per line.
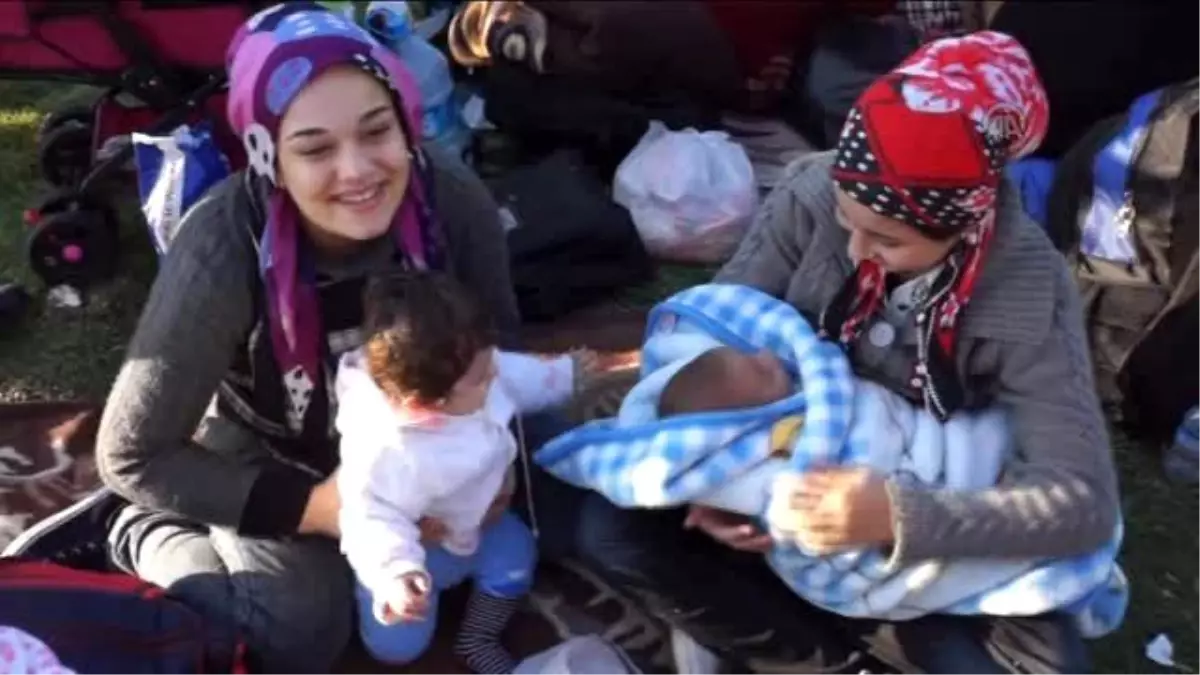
0 82 1196 672
0 82 156 404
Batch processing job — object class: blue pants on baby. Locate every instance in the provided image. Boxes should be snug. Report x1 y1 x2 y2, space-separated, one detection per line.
355 511 537 664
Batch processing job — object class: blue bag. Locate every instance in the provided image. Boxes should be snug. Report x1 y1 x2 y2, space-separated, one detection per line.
1078 88 1165 263
133 122 231 256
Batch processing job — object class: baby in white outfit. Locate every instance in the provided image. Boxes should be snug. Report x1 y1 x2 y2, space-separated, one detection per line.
336 271 596 673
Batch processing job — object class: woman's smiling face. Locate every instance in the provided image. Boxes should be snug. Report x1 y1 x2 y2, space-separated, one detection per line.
835 189 962 276
276 65 412 253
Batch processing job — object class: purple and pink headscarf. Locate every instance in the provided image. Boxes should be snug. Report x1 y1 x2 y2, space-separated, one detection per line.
225 2 444 432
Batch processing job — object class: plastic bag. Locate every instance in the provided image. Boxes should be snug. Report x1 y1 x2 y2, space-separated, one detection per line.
318 1 456 39
513 635 641 674
133 122 230 256
0 626 75 674
613 121 757 264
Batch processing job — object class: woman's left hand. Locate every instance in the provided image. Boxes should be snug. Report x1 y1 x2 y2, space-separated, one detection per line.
683 504 774 553
768 467 895 554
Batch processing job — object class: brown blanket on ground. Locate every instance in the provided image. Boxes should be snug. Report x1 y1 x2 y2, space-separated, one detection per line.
0 401 101 552
1 304 665 673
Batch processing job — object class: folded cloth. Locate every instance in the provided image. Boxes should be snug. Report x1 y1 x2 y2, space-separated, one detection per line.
536 283 1128 637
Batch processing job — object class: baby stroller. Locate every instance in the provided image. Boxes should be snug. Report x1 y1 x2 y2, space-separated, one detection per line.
0 1 268 288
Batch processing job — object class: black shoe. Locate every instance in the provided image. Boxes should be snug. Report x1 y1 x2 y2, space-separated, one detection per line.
2 487 126 571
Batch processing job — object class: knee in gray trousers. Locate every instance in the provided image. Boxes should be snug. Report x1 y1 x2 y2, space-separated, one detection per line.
108 505 354 673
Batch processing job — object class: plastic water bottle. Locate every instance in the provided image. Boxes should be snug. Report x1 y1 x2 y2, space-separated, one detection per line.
1163 406 1199 484
366 1 468 159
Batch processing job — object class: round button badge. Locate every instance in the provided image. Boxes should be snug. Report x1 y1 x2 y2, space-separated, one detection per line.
867 321 895 348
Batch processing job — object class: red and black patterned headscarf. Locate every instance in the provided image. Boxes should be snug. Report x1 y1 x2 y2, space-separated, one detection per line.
820 31 1049 420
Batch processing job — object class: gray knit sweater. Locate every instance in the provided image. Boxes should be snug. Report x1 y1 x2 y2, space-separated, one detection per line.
95 144 521 536
716 153 1120 563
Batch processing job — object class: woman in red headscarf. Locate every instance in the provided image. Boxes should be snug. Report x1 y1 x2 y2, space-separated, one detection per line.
572 32 1115 673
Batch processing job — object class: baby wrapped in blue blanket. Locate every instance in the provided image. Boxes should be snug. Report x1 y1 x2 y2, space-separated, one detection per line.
537 283 1127 636
598 290 1012 520
637 335 798 516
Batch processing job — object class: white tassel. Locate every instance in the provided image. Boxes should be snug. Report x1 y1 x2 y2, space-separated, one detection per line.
515 416 539 540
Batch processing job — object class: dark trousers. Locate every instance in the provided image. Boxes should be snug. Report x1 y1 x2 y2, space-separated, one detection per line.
570 495 1093 674
511 411 596 562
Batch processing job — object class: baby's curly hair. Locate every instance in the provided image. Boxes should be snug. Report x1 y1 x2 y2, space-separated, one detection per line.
362 270 497 406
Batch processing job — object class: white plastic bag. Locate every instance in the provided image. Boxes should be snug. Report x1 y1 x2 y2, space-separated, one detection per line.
613 121 757 263
513 635 641 674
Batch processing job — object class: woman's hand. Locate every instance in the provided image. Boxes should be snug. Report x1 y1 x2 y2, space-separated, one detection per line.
418 516 448 544
768 468 895 554
298 471 342 538
297 470 448 543
683 504 773 553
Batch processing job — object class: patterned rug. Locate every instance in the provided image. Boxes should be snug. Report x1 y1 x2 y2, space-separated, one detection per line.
0 302 671 673
0 401 101 552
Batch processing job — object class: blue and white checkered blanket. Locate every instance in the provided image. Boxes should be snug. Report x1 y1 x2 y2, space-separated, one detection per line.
536 284 1128 636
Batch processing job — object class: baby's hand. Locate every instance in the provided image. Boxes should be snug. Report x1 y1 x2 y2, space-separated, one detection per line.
381 571 432 624
569 347 602 390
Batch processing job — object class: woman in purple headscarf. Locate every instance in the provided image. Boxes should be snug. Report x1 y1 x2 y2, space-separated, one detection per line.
7 3 579 672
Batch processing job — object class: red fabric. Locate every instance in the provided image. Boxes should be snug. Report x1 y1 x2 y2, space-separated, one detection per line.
702 2 815 78
0 1 252 75
703 0 896 79
832 31 1049 233
823 31 1049 420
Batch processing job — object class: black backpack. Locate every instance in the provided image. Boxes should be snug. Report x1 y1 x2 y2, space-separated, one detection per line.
782 16 920 150
1047 79 1199 441
487 149 652 323
465 1 734 178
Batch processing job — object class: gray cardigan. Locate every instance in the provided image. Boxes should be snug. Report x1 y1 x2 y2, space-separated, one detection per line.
716 153 1120 563
96 144 521 535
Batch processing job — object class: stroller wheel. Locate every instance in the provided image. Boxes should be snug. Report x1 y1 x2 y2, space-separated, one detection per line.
37 115 94 188
32 189 119 235
27 208 119 288
36 105 93 142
